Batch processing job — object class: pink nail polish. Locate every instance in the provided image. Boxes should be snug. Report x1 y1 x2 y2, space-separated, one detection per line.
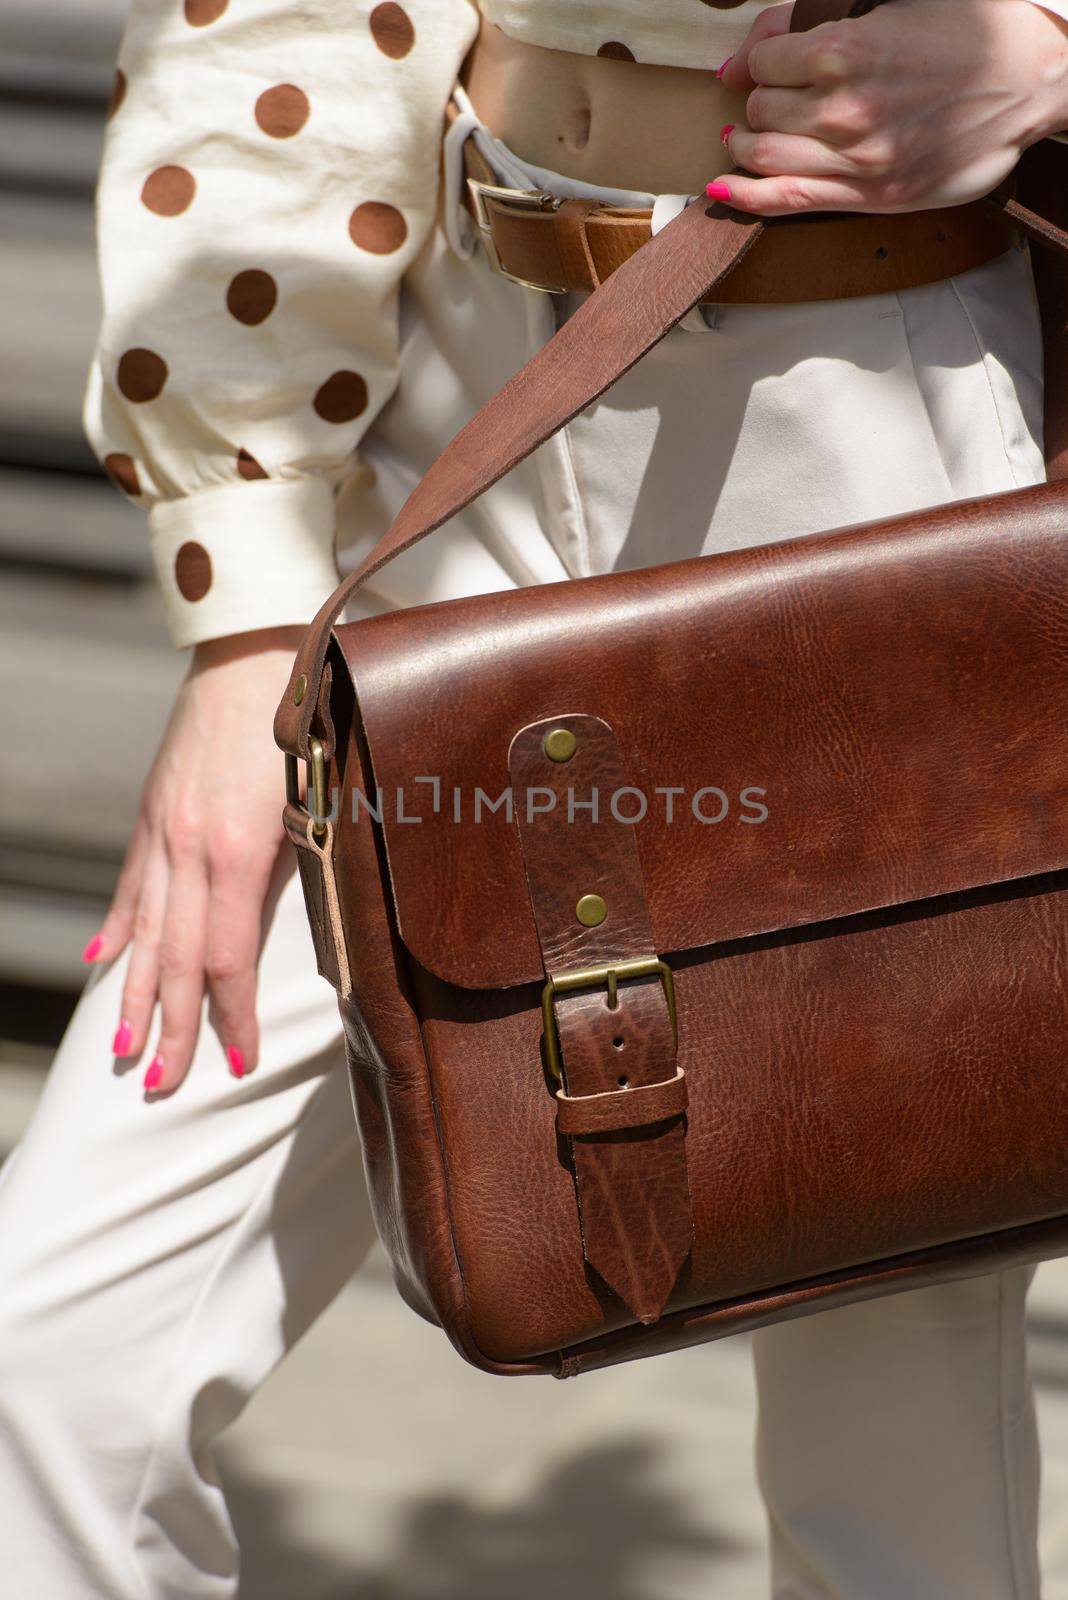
144 1056 164 1092
226 1045 245 1079
706 180 733 202
720 123 735 146
715 54 734 78
112 1018 132 1056
83 933 104 963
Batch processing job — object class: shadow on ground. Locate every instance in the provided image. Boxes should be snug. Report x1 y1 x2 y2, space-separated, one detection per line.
227 1438 738 1600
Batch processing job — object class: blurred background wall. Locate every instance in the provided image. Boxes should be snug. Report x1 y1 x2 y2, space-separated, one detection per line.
0 0 182 1086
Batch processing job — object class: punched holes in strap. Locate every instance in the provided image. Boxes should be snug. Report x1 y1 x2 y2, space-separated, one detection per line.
508 713 692 1325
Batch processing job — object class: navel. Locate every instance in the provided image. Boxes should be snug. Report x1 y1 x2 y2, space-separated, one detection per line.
561 104 591 152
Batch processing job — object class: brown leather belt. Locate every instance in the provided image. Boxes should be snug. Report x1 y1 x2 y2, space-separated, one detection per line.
462 139 1020 304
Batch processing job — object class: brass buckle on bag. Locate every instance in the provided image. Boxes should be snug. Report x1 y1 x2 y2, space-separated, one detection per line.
284 737 328 841
466 177 567 294
540 956 678 1083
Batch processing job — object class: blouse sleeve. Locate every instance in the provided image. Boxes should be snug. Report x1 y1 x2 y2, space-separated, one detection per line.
84 0 478 648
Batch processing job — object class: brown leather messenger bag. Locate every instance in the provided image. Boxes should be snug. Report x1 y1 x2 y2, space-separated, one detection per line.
275 11 1068 1375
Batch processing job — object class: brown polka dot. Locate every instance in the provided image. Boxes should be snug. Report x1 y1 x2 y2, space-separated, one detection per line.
184 0 228 23
226 269 277 325
237 448 269 480
254 84 310 138
108 69 126 120
175 541 212 602
348 201 408 255
597 41 636 61
313 371 368 424
104 452 141 497
116 349 168 403
695 0 751 8
370 2 415 58
141 165 196 217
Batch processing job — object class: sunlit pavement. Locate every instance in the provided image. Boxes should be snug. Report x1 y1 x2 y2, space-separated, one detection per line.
4 1061 1068 1599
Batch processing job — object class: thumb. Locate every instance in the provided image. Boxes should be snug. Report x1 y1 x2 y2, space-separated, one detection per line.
719 1 795 91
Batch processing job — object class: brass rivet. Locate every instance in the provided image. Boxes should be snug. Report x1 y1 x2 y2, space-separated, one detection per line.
293 673 307 706
543 727 577 763
576 893 607 927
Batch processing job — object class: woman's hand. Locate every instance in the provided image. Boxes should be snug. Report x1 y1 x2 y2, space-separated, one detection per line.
84 626 304 1093
711 0 1068 216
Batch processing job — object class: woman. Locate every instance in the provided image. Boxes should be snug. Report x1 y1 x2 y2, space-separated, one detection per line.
3 0 1068 1593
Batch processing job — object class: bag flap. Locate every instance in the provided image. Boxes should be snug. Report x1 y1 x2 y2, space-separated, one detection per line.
336 482 1068 991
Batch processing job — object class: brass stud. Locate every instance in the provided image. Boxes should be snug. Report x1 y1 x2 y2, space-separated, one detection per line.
543 727 577 763
293 673 307 706
576 893 607 928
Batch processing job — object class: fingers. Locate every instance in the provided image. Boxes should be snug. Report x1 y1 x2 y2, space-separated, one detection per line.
152 847 210 1094
717 16 897 214
747 80 886 149
205 829 276 1079
720 2 795 92
88 816 151 968
742 20 868 93
116 841 168 1064
713 170 874 217
725 125 857 181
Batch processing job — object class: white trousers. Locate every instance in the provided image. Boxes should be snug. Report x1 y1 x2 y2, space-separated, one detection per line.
0 132 1049 1597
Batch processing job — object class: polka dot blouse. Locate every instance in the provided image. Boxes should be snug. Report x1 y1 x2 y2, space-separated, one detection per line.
85 0 1068 647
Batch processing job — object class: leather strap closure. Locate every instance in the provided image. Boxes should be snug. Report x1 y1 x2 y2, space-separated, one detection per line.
508 713 692 1325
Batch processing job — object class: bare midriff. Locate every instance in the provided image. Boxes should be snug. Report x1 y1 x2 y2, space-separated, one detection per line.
462 18 747 194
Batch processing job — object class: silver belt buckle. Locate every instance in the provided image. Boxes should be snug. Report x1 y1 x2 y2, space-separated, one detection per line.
465 177 567 294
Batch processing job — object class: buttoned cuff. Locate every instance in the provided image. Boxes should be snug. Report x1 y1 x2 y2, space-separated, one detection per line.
149 478 340 649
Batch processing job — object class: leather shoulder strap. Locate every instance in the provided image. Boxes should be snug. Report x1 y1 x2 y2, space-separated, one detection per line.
275 197 766 756
275 0 1068 760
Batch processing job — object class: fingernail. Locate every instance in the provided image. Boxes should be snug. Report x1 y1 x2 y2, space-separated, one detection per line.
112 1018 132 1056
144 1055 164 1092
706 180 733 202
226 1045 245 1079
720 123 735 146
83 933 104 963
715 55 734 78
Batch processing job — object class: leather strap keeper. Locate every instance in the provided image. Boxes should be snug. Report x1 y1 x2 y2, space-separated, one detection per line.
463 138 1020 304
556 1068 689 1136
